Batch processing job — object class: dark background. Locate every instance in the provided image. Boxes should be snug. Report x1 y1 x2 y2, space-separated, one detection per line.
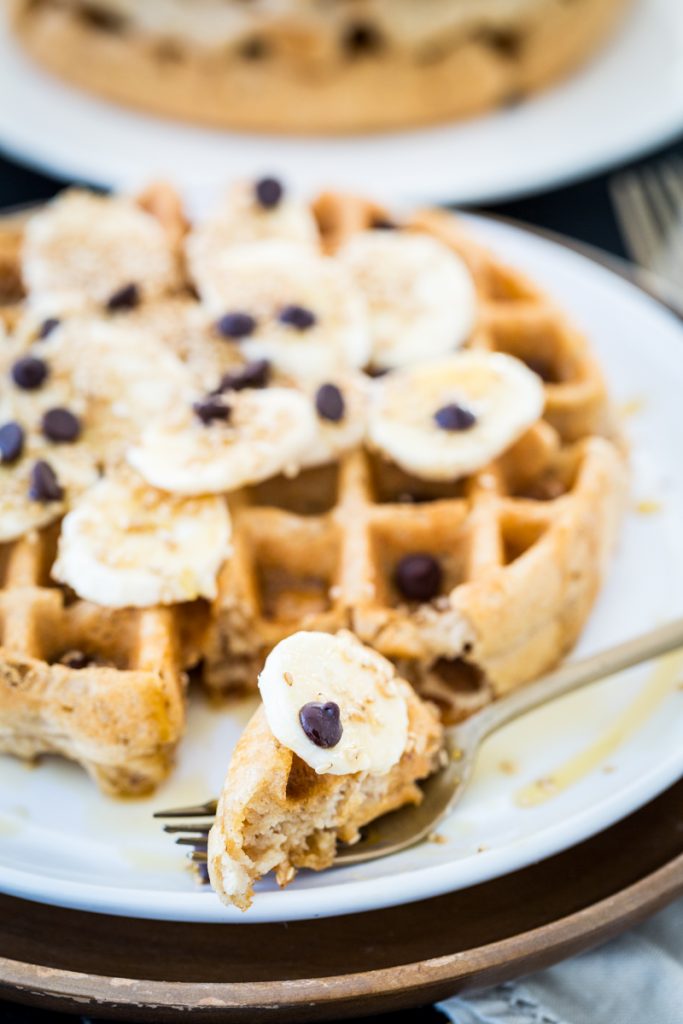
1 132 681 1024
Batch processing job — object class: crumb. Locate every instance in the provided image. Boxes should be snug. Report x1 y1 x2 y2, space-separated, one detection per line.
498 758 517 776
634 499 662 515
477 844 488 853
602 764 616 774
451 747 463 762
618 396 645 418
428 832 448 845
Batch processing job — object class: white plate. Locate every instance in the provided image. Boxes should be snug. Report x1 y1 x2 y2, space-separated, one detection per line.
2 215 683 923
0 0 682 208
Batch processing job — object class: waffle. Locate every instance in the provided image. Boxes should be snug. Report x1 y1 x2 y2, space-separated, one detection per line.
208 679 443 910
203 194 626 721
0 522 192 795
0 184 626 795
9 0 629 134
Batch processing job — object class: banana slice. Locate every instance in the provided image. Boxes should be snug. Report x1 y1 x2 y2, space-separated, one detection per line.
299 373 369 469
258 631 409 776
189 239 371 381
52 471 231 608
186 180 319 294
0 435 99 543
338 231 477 369
40 317 193 460
128 386 316 495
368 351 545 480
22 190 178 315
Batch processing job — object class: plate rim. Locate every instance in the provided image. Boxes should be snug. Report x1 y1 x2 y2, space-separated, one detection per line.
2 210 683 924
1 819 682 1018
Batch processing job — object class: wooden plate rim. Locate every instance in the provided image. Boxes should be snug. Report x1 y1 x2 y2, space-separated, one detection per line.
2 849 682 1014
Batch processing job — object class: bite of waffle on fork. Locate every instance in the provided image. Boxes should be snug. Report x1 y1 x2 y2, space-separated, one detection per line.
0 183 626 796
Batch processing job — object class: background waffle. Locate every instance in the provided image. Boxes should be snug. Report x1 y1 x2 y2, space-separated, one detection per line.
203 194 627 721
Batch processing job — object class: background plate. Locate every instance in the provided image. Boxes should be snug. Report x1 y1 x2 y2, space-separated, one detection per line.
1 214 683 922
0 0 682 208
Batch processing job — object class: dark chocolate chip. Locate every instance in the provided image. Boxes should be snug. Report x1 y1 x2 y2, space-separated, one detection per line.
29 460 63 502
106 282 140 311
343 21 383 55
239 36 269 60
299 701 343 749
366 366 391 379
371 217 398 230
395 553 443 603
215 312 257 339
0 421 24 464
433 403 477 431
254 177 284 210
219 359 270 392
42 407 81 443
78 4 127 33
278 304 317 331
315 383 345 422
38 317 60 340
59 650 92 670
193 396 232 425
11 356 49 391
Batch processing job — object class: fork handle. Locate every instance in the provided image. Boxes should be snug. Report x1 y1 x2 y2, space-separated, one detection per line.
467 617 683 742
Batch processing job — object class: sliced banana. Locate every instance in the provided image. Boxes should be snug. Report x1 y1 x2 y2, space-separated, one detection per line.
22 190 178 315
52 471 231 608
186 180 319 292
0 435 99 543
258 631 409 776
128 386 317 495
338 231 477 369
40 316 193 460
189 239 371 381
299 373 369 469
368 351 545 480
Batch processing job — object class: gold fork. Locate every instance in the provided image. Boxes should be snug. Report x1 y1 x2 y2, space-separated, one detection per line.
155 617 683 876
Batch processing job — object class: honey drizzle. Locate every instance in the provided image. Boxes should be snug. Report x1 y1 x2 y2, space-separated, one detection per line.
516 652 683 808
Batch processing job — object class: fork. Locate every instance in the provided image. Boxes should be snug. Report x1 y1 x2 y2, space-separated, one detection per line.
610 157 683 293
156 617 683 875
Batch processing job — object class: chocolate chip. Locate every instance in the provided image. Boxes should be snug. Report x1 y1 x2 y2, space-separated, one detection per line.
299 701 343 749
254 177 284 209
29 460 63 502
434 403 477 431
11 356 48 391
239 36 269 60
193 396 232 425
366 366 391 379
106 282 140 311
215 312 256 339
315 383 345 422
38 317 60 340
42 407 81 443
524 357 555 383
343 21 383 55
371 217 398 230
0 421 24 464
219 359 270 392
59 650 92 670
278 305 317 331
395 554 443 602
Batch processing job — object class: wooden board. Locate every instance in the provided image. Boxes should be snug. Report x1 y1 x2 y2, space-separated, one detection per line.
1 778 682 1022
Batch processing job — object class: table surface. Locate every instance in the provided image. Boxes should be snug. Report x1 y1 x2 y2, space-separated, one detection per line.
1 130 681 1024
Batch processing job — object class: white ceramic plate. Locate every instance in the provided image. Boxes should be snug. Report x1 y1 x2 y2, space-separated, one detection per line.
2 214 683 923
0 0 682 209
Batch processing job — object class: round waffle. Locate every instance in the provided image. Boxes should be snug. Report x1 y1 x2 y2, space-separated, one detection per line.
9 0 629 134
0 184 626 794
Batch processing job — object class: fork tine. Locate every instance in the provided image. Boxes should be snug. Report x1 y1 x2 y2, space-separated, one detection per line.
191 850 209 864
175 837 209 850
610 171 662 269
163 823 213 835
153 799 217 819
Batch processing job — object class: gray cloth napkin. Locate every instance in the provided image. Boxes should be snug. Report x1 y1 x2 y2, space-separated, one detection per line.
438 898 683 1024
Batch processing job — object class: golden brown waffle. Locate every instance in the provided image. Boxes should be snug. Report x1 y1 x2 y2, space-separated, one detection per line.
203 194 627 721
0 186 626 795
0 522 191 795
208 682 443 910
9 0 628 134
